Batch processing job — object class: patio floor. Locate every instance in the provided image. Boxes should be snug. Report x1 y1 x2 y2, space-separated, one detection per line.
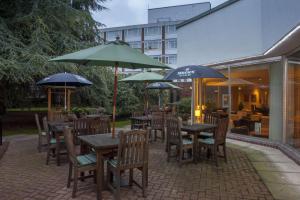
0 135 274 200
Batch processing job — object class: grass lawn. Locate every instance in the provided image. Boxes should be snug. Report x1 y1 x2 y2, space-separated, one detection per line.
3 127 37 136
3 119 131 136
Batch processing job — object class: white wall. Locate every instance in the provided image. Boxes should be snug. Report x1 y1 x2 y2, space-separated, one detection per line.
177 0 300 67
177 0 263 66
148 3 211 23
261 0 300 51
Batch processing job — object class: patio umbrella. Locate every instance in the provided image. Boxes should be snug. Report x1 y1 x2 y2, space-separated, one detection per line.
37 72 92 110
119 71 166 112
146 82 181 108
164 65 226 123
49 38 169 136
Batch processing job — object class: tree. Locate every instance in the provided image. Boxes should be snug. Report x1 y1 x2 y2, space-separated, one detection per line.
0 0 115 112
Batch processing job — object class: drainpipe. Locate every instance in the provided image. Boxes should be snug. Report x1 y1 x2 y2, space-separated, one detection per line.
228 66 232 124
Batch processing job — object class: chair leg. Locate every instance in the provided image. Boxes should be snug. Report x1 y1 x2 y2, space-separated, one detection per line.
94 170 97 184
179 146 183 166
46 148 50 165
129 169 133 186
161 129 165 143
154 130 157 141
72 168 78 198
142 167 147 198
67 163 72 188
115 171 121 200
56 145 60 166
223 144 227 163
167 143 170 162
213 146 218 167
38 137 41 153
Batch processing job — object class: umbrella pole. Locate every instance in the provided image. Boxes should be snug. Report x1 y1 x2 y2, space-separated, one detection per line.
112 63 119 138
64 82 67 111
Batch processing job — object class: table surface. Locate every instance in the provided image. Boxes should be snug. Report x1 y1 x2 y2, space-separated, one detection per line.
181 123 217 133
78 133 119 150
48 121 72 132
86 114 111 118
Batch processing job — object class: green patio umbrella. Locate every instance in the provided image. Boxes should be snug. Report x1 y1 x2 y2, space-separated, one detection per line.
119 71 167 112
50 38 169 137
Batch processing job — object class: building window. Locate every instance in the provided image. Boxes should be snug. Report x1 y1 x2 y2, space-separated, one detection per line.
166 38 177 49
144 40 161 50
124 28 141 38
106 30 122 41
150 55 162 62
166 25 176 34
144 26 161 36
128 41 141 49
165 54 177 64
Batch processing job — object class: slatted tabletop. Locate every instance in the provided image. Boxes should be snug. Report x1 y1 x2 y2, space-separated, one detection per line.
181 123 217 133
78 133 119 150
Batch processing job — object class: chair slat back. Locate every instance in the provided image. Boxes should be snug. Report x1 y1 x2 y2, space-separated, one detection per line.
204 113 218 125
89 117 111 134
73 118 93 136
117 130 149 169
214 117 229 144
132 112 144 117
35 114 42 135
166 116 182 144
50 111 66 122
63 127 77 163
42 117 51 142
151 112 164 130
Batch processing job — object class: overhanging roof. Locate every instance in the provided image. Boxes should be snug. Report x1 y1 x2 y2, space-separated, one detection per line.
177 0 240 29
205 24 300 67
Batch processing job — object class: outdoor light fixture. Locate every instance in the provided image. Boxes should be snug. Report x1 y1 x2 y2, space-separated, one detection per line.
195 105 201 123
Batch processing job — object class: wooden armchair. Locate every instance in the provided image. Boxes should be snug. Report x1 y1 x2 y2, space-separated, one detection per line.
198 117 229 166
35 113 47 152
64 127 96 198
200 113 218 139
106 129 149 199
166 116 193 165
43 117 65 165
150 112 165 142
131 112 148 130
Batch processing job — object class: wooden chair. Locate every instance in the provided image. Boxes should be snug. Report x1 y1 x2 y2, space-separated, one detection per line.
64 127 97 198
43 117 65 165
50 111 66 122
200 113 218 139
198 117 229 166
150 112 165 142
131 112 148 130
106 129 149 199
35 113 47 152
166 116 193 165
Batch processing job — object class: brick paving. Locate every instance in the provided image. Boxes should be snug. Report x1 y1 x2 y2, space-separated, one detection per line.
0 136 274 200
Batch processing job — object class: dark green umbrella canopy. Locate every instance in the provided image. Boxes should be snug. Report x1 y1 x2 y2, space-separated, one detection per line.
119 71 165 82
50 38 169 137
50 40 170 69
146 82 181 90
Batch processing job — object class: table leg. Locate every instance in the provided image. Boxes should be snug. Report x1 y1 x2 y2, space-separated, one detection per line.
96 151 104 200
56 132 60 166
193 133 198 163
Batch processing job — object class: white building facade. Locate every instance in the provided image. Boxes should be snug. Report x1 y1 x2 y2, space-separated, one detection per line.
102 3 211 69
177 0 300 151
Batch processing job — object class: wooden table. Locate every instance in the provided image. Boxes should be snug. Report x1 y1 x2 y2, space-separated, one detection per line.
78 133 119 200
48 121 72 165
181 123 217 161
86 114 111 119
130 115 152 129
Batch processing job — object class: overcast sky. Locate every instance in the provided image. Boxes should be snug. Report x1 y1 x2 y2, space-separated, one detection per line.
93 0 227 28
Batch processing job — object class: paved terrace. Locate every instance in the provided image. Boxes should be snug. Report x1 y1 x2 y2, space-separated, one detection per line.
0 134 276 200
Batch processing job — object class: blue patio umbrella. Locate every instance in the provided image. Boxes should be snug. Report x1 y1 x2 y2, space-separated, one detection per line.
37 72 92 110
146 82 181 108
164 65 226 80
164 65 226 123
